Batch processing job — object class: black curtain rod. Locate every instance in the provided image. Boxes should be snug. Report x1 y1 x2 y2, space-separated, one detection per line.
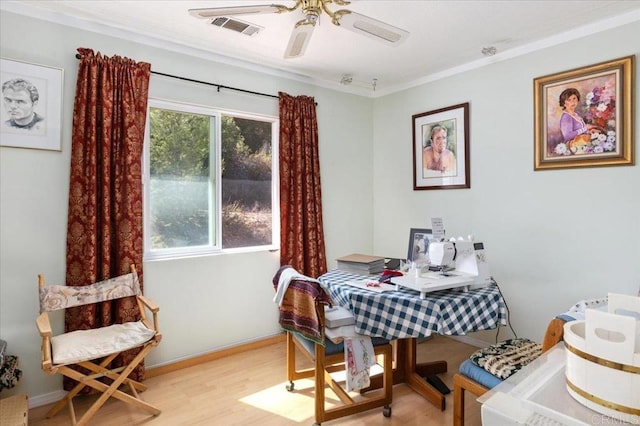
74 53 279 100
152 70 279 100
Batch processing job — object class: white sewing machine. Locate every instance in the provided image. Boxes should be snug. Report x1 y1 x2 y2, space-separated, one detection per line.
429 239 492 288
391 238 491 298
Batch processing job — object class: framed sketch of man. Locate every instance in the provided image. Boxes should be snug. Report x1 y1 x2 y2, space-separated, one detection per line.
1 58 63 151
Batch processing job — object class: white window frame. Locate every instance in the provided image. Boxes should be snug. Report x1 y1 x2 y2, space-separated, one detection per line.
143 98 280 261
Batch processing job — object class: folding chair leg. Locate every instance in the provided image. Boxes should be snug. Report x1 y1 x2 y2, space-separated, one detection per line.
46 353 120 419
128 381 140 399
47 381 82 419
78 359 147 393
78 345 160 426
48 345 160 426
68 398 77 425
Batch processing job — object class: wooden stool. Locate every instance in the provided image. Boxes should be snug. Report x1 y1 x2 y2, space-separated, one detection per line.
453 318 567 426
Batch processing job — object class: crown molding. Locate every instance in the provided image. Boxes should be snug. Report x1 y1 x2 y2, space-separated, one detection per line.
2 2 639 99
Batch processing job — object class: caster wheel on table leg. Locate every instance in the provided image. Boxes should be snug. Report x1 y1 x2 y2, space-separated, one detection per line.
383 405 392 417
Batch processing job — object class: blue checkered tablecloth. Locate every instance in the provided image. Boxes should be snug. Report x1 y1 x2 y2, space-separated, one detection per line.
319 269 507 340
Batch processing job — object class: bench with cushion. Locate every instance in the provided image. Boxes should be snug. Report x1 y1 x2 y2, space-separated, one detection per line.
452 295 612 426
452 317 567 426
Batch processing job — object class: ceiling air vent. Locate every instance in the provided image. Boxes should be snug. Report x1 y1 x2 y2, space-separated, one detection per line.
211 17 262 37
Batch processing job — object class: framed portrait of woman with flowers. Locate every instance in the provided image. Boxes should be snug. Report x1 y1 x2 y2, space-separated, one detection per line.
534 55 634 170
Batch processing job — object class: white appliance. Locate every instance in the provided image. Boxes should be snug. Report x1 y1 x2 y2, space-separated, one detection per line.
428 239 492 288
480 342 632 426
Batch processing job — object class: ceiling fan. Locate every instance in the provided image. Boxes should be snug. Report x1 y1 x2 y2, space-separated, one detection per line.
188 0 410 59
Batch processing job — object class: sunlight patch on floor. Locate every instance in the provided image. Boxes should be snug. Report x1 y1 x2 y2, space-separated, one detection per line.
238 363 388 422
238 378 348 422
239 379 315 422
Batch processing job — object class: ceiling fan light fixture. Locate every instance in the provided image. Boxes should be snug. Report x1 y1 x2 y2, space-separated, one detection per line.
189 0 410 59
305 13 319 24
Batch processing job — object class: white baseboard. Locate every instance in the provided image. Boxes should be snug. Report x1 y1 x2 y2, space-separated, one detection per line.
447 334 493 348
28 390 67 408
146 332 284 369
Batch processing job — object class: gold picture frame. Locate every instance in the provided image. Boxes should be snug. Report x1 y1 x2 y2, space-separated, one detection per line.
533 55 634 170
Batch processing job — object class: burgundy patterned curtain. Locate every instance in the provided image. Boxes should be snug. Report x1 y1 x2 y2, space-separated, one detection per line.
278 92 327 277
65 48 150 389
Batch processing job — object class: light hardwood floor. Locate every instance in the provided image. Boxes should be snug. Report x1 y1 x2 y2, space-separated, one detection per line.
29 335 484 425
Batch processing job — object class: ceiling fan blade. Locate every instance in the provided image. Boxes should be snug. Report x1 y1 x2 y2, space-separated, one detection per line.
336 11 409 45
284 20 316 59
189 4 289 19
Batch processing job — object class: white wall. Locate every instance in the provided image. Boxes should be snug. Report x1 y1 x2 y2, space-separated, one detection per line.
0 12 374 404
372 21 640 343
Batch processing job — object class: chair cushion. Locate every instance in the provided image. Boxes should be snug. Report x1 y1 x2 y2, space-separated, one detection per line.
51 321 155 365
293 331 344 356
468 338 541 380
292 332 389 357
459 359 503 389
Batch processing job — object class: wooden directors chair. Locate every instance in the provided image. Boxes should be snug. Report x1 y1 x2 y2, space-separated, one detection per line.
452 317 567 426
36 265 162 426
274 266 392 426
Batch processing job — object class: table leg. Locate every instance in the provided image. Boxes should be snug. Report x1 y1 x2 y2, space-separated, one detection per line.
396 338 447 410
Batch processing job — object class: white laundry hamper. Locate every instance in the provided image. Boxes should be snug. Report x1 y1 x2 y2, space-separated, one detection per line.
563 293 640 424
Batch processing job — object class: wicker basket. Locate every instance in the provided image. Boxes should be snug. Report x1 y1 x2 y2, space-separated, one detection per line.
0 393 28 426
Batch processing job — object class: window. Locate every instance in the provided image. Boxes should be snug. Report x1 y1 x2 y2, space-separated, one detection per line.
143 99 278 259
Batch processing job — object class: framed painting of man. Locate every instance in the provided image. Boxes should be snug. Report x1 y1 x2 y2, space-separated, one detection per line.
1 58 63 151
533 55 634 170
412 102 470 190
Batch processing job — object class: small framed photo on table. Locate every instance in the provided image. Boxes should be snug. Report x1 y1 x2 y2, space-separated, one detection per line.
1 57 63 151
407 228 433 262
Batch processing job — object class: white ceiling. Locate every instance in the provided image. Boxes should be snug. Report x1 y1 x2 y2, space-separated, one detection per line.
3 1 640 96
